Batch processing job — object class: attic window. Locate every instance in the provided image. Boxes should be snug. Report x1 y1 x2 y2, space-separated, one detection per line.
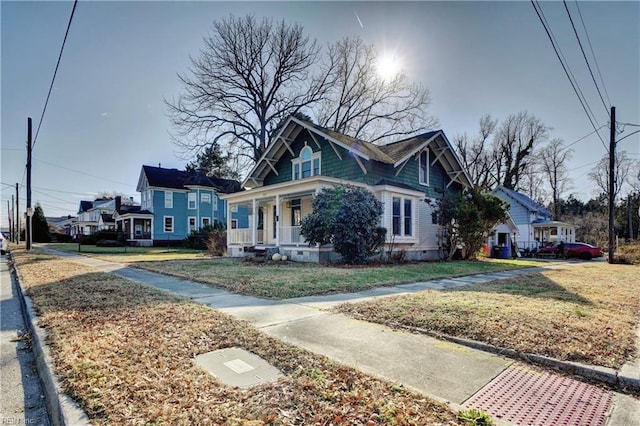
292 145 320 180
419 150 429 186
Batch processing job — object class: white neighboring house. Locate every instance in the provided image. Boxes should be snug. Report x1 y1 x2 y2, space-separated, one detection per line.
72 197 137 237
492 186 576 251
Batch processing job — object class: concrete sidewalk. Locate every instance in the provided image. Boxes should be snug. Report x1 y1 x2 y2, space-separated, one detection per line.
0 253 50 425
22 248 640 425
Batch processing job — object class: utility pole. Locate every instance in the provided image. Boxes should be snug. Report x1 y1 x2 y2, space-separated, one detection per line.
11 195 15 242
7 200 12 241
15 183 19 244
608 106 615 264
26 117 33 251
628 194 633 242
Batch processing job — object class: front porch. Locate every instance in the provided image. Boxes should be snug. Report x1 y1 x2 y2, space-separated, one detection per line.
115 214 153 246
223 177 352 262
532 220 577 246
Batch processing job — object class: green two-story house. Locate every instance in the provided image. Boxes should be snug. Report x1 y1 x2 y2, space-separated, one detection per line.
221 115 472 262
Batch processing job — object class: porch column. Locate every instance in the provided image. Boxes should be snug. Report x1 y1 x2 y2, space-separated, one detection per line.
275 194 280 245
129 218 134 240
252 198 257 246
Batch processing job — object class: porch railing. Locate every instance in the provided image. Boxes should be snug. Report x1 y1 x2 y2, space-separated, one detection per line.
228 229 253 245
279 226 304 244
227 227 306 245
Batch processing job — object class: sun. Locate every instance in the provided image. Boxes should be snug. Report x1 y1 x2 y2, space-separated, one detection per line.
376 53 402 82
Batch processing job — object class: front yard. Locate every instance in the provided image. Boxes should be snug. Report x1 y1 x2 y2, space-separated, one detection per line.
336 262 640 369
129 257 539 299
12 246 461 425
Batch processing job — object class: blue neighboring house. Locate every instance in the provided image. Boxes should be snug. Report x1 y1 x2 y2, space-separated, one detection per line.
114 165 242 246
492 186 577 252
221 115 473 262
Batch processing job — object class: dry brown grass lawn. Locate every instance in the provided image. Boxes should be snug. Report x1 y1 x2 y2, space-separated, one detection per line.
336 263 640 369
11 247 461 425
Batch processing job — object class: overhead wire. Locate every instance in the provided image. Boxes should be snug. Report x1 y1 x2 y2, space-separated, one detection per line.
563 0 610 116
33 157 134 187
565 124 606 149
536 2 602 130
574 0 612 107
530 0 609 152
32 0 78 149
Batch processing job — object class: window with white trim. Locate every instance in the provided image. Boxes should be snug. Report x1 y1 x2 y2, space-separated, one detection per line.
164 216 174 233
188 193 196 209
292 145 320 180
392 197 413 237
202 217 210 227
164 191 173 208
201 193 211 203
188 217 197 232
419 149 429 186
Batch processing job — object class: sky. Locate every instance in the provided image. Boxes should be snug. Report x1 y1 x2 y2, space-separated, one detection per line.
1 1 639 229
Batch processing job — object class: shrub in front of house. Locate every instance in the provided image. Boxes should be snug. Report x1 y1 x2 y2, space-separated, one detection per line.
51 233 73 243
301 185 386 264
185 222 225 251
96 239 124 247
80 231 120 245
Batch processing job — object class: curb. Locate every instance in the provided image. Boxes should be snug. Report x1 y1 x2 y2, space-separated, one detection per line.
389 322 640 395
10 254 91 426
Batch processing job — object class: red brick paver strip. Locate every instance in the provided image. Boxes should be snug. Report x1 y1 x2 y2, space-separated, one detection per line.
464 364 612 426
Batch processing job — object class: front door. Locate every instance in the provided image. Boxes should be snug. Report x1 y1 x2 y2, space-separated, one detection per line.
291 201 302 243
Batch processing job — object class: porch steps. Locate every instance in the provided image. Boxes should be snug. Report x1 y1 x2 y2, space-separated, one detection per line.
245 246 279 259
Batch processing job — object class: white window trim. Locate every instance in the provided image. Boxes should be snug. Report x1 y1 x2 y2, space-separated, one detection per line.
390 196 416 239
188 216 197 232
418 149 429 186
291 145 321 180
163 215 174 233
201 193 211 203
201 217 211 228
188 192 196 210
164 191 173 209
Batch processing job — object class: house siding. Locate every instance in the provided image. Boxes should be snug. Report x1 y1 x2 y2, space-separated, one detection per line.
262 130 461 200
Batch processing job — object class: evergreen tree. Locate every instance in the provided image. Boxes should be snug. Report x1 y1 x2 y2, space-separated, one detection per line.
32 203 51 243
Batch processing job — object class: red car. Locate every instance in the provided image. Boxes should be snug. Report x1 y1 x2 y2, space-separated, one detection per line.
563 242 604 260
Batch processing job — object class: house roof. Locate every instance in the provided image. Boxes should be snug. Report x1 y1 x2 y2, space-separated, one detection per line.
139 165 242 194
100 213 115 224
78 200 93 213
244 115 472 189
494 186 552 217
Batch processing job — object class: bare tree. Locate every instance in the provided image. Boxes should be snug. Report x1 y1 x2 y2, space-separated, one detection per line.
589 150 634 200
166 15 332 165
519 161 548 206
453 114 498 189
493 111 548 190
540 138 573 219
316 37 437 144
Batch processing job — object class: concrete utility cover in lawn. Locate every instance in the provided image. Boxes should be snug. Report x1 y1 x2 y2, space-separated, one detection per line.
194 347 283 388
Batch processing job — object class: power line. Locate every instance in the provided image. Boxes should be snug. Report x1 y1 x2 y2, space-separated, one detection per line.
565 124 606 148
617 129 640 143
574 0 612 107
536 2 602 131
530 0 608 152
32 188 79 205
33 157 133 187
32 0 78 149
563 0 610 115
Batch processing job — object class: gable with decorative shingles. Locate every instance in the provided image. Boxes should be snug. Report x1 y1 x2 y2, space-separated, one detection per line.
244 116 472 194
